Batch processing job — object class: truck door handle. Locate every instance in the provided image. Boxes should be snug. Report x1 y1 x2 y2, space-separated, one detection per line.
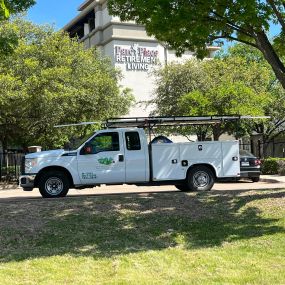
118 154 124 162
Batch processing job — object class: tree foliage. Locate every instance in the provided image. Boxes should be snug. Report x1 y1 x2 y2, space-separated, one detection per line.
0 0 35 54
108 0 285 89
0 19 134 150
151 48 272 140
226 44 285 142
0 0 35 20
0 0 9 19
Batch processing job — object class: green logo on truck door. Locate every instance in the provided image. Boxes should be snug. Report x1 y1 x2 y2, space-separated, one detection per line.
98 157 114 165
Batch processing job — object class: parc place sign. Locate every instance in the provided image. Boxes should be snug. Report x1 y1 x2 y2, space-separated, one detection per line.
114 44 159 71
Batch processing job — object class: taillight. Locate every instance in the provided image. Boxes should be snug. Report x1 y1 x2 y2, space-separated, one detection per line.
254 159 261 166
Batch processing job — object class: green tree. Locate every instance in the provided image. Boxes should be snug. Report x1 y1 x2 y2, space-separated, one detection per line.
0 0 35 20
108 0 285 89
0 0 36 53
225 44 285 142
0 19 134 151
0 0 9 19
151 55 271 140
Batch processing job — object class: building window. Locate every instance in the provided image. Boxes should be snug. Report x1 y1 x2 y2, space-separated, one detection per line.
88 18 95 31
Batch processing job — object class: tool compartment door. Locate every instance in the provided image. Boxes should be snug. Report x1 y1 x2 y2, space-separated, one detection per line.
221 141 240 177
151 144 184 181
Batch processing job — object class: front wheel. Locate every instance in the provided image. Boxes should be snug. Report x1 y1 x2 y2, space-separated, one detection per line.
39 171 70 198
187 166 215 191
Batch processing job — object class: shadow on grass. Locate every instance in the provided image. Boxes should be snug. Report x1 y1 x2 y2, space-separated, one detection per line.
0 188 284 262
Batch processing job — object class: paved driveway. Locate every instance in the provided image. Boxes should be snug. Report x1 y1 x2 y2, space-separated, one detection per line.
1 179 285 201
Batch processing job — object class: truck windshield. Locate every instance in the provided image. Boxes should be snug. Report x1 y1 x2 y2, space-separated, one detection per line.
64 133 96 151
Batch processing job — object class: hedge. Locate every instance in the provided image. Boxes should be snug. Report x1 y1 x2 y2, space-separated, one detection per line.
261 157 285 175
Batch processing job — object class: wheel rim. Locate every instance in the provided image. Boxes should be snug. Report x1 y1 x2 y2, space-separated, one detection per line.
193 171 210 188
45 177 64 196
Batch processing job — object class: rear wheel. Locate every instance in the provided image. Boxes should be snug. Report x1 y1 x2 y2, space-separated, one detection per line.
39 171 70 198
187 166 215 191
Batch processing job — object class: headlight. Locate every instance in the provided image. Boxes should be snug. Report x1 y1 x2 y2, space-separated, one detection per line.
25 158 38 173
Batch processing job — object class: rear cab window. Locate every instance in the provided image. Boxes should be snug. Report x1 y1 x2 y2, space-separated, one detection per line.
125 132 141 150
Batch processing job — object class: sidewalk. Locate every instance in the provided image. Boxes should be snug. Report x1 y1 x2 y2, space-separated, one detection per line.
260 174 285 183
0 183 20 191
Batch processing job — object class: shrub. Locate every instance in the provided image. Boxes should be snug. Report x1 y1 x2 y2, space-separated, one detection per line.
261 158 279 174
261 157 285 175
277 160 285 175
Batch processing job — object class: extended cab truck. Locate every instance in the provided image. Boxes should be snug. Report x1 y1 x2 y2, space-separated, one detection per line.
20 127 240 198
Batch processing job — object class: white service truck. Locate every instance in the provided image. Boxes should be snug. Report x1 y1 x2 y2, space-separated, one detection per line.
20 120 240 198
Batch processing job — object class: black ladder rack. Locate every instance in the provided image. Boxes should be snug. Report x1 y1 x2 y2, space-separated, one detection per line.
105 115 270 129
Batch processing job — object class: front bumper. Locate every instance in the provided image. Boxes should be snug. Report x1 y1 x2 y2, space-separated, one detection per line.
19 175 36 189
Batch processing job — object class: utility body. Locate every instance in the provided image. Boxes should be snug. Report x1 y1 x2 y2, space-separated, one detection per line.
20 124 240 198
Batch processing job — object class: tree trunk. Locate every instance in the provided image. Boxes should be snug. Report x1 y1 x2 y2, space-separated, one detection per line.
196 128 207 141
212 125 221 141
1 138 8 153
255 30 285 89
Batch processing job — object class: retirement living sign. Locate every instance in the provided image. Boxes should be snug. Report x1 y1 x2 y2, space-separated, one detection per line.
114 43 159 71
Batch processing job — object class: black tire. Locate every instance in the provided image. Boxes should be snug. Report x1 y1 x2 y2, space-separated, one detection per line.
175 184 190 192
39 171 70 198
251 177 260 182
187 166 215 191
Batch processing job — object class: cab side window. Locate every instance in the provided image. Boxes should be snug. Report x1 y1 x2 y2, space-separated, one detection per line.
125 132 141 150
83 132 119 154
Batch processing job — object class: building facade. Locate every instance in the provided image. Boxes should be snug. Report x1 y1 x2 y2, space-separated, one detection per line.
64 0 219 117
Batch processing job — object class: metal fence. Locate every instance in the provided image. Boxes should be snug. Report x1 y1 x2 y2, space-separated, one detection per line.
240 140 285 158
0 153 25 182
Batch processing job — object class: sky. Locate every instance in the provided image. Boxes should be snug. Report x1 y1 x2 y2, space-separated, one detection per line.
27 0 83 29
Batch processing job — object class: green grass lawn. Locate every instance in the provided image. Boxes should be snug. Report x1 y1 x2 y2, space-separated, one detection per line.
0 188 284 284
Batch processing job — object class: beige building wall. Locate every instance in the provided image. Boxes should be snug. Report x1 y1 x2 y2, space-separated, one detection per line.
64 0 219 117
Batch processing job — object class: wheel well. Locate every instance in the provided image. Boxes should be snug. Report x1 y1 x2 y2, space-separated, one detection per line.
187 164 217 179
35 166 74 187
